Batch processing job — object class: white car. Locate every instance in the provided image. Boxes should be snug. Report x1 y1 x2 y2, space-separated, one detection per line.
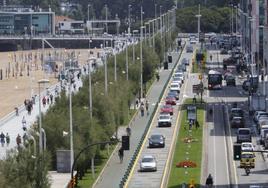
174 72 184 82
140 155 157 172
172 77 182 86
170 82 180 93
241 142 254 151
158 113 172 127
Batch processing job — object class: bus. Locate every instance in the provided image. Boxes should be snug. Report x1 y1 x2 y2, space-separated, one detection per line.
208 70 223 90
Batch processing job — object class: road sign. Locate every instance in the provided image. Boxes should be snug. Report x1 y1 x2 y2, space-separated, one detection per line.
199 32 205 42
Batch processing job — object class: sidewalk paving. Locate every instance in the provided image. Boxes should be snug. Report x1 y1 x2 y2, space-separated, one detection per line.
93 49 183 188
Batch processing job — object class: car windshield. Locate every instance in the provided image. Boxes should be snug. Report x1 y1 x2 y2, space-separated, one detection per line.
159 115 169 119
239 130 250 135
151 135 163 140
241 153 254 158
142 157 154 163
242 143 252 148
163 105 171 108
171 84 178 87
173 77 182 81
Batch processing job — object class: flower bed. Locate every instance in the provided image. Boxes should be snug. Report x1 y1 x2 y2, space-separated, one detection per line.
176 160 197 168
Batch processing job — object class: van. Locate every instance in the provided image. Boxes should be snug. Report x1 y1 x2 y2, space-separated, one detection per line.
260 125 268 144
237 128 251 143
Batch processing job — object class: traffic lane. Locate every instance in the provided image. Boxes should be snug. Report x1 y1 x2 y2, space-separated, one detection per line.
127 45 191 188
206 102 230 186
226 102 268 186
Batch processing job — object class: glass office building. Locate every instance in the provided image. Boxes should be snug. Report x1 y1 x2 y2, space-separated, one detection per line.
0 7 55 35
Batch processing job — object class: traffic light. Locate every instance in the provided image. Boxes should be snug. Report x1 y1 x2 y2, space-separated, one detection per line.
233 144 241 160
122 136 130 150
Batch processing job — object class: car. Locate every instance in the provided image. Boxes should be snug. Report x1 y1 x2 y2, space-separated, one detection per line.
231 116 244 128
181 58 189 66
140 155 157 172
167 91 179 100
177 64 186 72
165 96 177 105
189 35 198 44
158 113 172 127
241 142 254 151
253 111 266 122
148 134 165 148
230 108 244 121
255 112 268 123
174 72 184 83
172 77 182 86
220 48 228 54
225 74 236 86
186 45 194 53
237 128 251 143
170 82 180 93
160 105 174 115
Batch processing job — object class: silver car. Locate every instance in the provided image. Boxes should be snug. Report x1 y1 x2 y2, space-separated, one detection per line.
140 155 157 172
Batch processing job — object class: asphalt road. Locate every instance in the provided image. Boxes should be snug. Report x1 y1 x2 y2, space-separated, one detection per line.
203 50 268 187
125 42 198 188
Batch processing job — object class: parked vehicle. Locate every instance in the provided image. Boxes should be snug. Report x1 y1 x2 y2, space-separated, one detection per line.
264 133 268 149
140 155 157 172
148 134 165 148
167 91 179 100
170 82 180 93
237 128 251 143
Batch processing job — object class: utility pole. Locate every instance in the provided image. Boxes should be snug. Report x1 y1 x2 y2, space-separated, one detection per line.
126 42 128 81
114 46 117 82
140 6 143 99
196 4 201 40
105 4 108 34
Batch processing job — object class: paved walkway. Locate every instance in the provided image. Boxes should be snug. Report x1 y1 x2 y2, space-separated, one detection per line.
93 48 183 188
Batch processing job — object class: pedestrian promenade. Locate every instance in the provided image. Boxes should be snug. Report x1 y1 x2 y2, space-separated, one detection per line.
93 49 183 188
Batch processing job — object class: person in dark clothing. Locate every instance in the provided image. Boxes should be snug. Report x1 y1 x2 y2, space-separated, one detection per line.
206 174 213 186
118 147 124 163
0 132 5 147
16 134 21 147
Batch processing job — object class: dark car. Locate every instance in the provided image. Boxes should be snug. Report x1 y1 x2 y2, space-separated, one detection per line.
160 105 174 115
220 48 228 54
231 116 245 128
181 58 189 66
226 74 236 86
148 134 165 148
230 108 244 120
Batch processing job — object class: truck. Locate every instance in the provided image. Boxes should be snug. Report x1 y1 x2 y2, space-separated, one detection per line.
249 94 266 115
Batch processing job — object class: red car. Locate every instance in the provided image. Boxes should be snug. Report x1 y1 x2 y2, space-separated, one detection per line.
160 105 174 115
165 96 176 105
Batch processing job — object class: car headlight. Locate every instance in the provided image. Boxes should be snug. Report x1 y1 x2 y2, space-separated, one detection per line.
160 141 164 144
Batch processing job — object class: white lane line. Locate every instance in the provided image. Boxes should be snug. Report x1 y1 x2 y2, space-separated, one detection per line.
213 105 217 187
223 117 231 187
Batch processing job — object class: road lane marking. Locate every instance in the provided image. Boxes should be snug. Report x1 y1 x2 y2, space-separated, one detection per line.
213 104 217 187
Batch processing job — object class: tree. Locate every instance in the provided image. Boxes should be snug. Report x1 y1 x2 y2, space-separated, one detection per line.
0 149 51 188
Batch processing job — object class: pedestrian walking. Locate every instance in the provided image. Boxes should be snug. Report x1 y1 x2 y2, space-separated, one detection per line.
22 116 27 131
118 147 124 163
126 127 131 137
140 105 145 117
0 132 5 147
47 97 50 105
6 133 10 147
27 103 32 115
210 54 213 62
42 96 46 107
16 134 21 147
50 94 53 103
15 107 19 116
73 83 76 90
135 98 139 108
145 100 149 115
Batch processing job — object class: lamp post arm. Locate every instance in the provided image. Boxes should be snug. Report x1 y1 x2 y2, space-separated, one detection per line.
71 140 118 183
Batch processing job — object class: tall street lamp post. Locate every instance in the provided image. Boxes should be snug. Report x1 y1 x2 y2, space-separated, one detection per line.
38 79 49 153
140 5 144 98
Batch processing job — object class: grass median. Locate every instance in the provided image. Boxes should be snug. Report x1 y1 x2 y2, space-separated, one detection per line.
168 99 205 187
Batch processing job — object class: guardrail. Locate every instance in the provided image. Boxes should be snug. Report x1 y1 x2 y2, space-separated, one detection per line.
119 42 186 188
